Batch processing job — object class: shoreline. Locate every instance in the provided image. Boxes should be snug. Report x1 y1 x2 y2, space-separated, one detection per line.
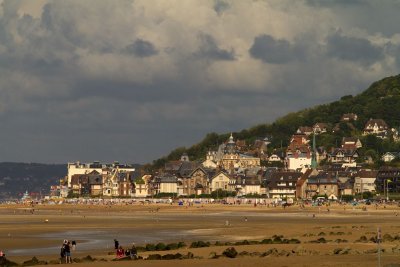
1 203 400 266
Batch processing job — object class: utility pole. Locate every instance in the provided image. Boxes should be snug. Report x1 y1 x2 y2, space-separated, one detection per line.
377 227 382 267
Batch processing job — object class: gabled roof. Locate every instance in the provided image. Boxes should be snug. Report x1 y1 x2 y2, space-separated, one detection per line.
262 167 279 180
308 172 338 184
156 175 177 183
382 152 400 157
364 119 388 129
297 126 313 134
269 171 302 182
330 148 359 157
296 169 313 187
244 177 261 186
266 171 302 189
211 170 232 180
354 170 378 178
165 161 183 172
177 161 200 178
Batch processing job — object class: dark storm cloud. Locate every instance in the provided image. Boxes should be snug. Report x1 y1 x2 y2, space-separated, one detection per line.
306 0 400 37
195 33 236 61
214 0 230 15
326 33 384 66
0 0 399 164
249 34 305 64
123 39 158 57
387 43 400 69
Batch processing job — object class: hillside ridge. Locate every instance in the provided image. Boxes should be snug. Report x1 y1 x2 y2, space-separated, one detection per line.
148 74 400 170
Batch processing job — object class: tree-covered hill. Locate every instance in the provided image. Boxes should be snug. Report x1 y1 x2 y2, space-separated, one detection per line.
0 163 66 199
148 74 400 170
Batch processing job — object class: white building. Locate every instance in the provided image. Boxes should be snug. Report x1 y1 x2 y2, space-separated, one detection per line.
381 152 399 162
211 172 232 192
353 170 377 194
243 180 261 195
133 175 151 198
287 155 312 170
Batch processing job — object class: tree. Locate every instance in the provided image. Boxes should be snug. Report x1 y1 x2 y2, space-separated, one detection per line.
211 189 236 199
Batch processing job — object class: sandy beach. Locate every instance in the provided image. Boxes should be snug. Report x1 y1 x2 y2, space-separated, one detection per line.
1 202 400 266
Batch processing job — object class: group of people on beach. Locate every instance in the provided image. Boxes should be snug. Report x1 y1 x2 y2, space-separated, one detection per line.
60 240 76 264
114 239 138 260
0 250 6 265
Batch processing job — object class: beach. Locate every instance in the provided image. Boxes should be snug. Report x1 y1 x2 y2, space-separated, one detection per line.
1 202 400 266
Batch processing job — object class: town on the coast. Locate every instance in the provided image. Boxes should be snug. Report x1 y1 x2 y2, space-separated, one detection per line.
48 114 400 202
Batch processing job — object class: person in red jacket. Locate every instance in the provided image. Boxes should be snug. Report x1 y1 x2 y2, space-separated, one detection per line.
116 246 125 258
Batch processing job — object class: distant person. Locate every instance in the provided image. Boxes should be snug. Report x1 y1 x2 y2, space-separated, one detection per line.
71 240 76 251
130 243 138 259
60 240 67 264
114 239 119 250
116 246 125 258
65 241 72 263
0 250 6 265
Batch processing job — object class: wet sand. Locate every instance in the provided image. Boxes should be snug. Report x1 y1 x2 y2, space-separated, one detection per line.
1 202 400 266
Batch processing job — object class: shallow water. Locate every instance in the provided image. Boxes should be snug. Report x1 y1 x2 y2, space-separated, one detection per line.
7 228 219 256
5 210 380 256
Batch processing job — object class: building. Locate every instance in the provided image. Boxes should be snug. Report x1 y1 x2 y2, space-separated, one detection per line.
306 172 339 200
202 151 218 168
286 134 312 170
266 171 303 199
218 134 261 172
102 168 120 197
210 171 233 192
158 175 178 194
381 152 400 162
67 161 135 187
241 177 261 195
363 119 389 138
353 170 377 194
313 123 329 134
296 126 313 136
340 113 358 122
133 175 151 198
180 167 212 196
341 137 362 150
376 167 400 195
328 148 359 163
296 169 314 199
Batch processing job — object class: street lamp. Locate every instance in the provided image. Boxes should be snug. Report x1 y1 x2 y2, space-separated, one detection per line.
383 179 392 201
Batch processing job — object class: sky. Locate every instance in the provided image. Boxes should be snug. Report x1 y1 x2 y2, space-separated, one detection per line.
1 0 400 164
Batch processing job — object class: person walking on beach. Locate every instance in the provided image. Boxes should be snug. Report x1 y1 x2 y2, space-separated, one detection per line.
114 239 119 250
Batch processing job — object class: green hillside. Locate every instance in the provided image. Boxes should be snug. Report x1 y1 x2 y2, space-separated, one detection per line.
0 163 66 199
148 74 400 170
